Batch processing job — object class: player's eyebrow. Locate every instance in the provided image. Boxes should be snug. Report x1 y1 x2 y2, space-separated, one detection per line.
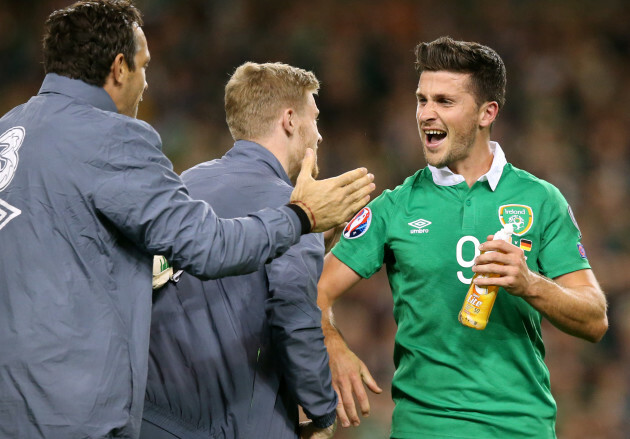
416 91 456 101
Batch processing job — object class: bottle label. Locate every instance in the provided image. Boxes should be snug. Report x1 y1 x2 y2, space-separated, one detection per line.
459 279 499 330
458 224 514 330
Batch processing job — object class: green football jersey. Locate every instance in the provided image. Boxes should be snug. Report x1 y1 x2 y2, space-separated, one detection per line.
332 146 590 439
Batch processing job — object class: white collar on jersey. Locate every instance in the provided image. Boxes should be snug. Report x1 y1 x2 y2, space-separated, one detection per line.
427 141 506 191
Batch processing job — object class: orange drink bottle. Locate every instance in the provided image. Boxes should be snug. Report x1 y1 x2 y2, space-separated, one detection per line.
458 223 514 330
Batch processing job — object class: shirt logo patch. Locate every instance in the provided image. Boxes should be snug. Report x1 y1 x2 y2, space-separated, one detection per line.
409 218 431 234
498 204 534 236
577 243 587 259
343 207 372 239
0 126 25 191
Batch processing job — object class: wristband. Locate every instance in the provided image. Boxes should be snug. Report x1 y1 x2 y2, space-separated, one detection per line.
291 200 316 230
286 203 312 235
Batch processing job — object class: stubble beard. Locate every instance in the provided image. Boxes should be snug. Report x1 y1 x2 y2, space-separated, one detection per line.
289 127 319 184
301 126 319 179
422 120 478 169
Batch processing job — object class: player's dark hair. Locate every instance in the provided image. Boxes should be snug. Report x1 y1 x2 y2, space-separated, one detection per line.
43 0 143 87
414 36 506 108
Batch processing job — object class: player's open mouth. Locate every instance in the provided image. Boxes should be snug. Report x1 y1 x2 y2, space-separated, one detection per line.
424 129 447 148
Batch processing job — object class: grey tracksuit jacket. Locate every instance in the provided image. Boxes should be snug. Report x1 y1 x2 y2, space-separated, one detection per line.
143 141 337 439
0 74 302 439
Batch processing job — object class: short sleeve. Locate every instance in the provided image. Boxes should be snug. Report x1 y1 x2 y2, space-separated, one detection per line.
537 184 591 279
331 190 393 279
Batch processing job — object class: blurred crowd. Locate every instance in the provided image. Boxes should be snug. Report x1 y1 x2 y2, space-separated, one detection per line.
1 0 628 437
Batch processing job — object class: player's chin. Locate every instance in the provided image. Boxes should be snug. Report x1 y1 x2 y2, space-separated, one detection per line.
424 150 447 167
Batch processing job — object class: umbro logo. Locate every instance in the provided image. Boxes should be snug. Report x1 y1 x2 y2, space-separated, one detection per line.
0 198 21 231
409 218 431 234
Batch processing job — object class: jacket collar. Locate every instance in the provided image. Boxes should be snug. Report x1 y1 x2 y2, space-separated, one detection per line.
227 140 292 186
38 73 118 114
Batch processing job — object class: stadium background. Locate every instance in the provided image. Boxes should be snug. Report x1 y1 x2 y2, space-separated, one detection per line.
1 0 628 437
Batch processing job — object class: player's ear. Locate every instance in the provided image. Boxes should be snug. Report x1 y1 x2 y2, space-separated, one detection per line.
109 53 128 86
478 101 499 128
282 108 296 135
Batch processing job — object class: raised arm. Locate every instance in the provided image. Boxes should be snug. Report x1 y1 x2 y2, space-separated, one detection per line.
95 131 374 280
473 238 608 342
317 253 383 429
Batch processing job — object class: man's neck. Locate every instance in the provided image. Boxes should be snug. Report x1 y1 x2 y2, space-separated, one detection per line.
250 136 291 179
447 140 494 187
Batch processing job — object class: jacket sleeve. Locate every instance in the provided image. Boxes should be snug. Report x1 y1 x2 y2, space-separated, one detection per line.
264 233 338 428
91 121 301 279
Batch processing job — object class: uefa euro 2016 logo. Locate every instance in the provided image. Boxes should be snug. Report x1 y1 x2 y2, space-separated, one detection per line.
343 207 372 240
498 204 533 236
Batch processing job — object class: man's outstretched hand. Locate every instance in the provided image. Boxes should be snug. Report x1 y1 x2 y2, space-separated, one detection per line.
291 149 374 233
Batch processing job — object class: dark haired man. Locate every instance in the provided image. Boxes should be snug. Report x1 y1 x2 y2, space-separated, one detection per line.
317 37 607 438
0 1 373 438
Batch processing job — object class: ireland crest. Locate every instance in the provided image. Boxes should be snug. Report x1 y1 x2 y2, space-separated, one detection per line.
498 204 533 236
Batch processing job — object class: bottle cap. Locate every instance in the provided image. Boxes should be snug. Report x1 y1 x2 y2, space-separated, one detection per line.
494 223 514 242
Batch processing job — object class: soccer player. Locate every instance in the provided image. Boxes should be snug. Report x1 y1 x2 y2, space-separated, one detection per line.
142 62 338 439
0 2 374 438
317 37 608 438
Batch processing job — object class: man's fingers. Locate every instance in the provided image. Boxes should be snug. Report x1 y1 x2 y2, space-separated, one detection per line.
339 381 360 427
360 364 383 394
336 404 351 429
475 251 513 267
343 173 375 195
348 182 375 204
340 176 376 219
346 188 375 211
350 374 371 417
297 148 315 183
345 196 372 221
330 167 368 187
333 385 351 428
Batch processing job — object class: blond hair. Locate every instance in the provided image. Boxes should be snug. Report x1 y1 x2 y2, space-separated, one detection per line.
225 62 320 140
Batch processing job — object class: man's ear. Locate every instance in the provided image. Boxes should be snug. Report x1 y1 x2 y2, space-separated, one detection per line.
110 53 128 86
479 101 499 128
281 108 296 136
